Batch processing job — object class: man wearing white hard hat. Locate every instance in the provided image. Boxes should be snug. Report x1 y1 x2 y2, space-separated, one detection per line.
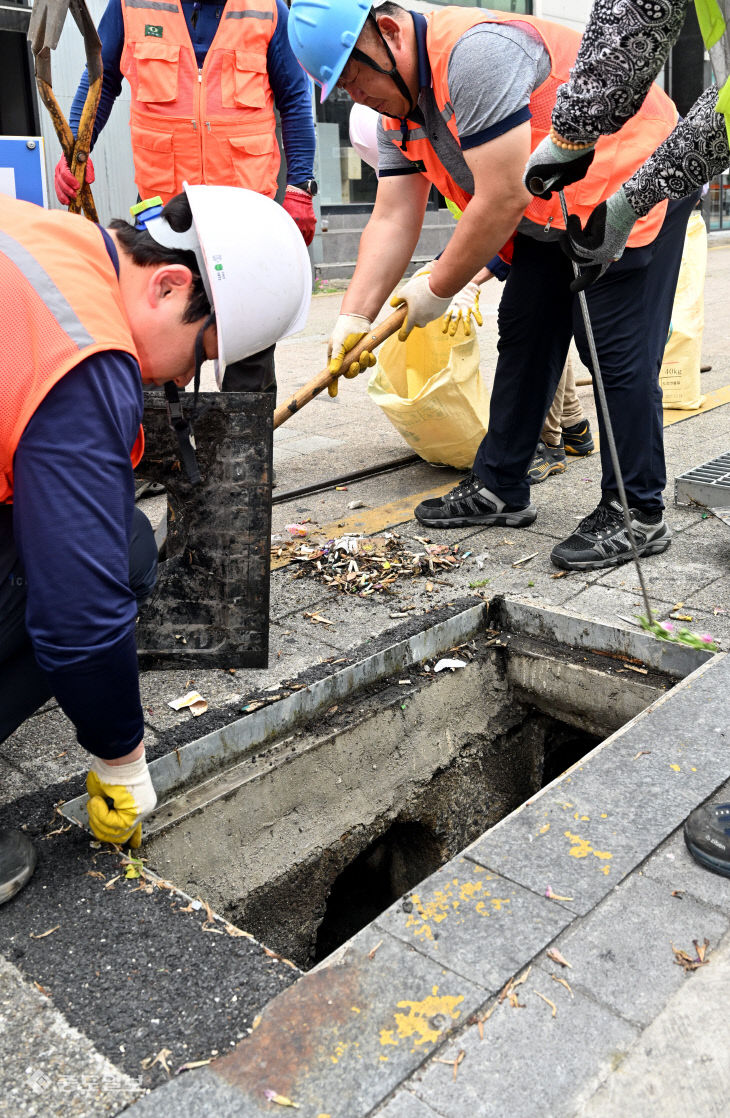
0 185 310 903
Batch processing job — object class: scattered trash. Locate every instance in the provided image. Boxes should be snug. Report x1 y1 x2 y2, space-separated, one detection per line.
168 690 208 716
434 658 467 672
335 485 348 491
512 552 538 568
29 925 60 940
474 553 489 569
347 499 367 510
263 1089 300 1108
287 534 464 597
284 523 309 538
672 938 710 973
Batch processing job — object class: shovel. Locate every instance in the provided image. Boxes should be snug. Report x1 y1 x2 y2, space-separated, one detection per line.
273 305 407 429
28 0 102 222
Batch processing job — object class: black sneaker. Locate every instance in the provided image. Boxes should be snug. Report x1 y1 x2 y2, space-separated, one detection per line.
415 474 537 529
551 493 670 570
0 830 36 905
684 802 730 877
528 440 567 485
562 419 594 456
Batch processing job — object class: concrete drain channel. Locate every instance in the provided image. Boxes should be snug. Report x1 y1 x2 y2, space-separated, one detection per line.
64 595 710 971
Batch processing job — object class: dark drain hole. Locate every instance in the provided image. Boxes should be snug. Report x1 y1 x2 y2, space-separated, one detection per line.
312 822 442 965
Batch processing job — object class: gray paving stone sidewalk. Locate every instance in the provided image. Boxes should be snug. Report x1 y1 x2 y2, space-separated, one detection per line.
4 239 730 1116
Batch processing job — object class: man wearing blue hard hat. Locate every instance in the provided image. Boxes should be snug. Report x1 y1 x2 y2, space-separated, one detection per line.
287 0 697 574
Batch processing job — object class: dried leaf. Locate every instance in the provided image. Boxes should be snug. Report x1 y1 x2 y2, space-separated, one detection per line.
225 924 254 940
33 980 51 997
545 886 573 902
30 925 60 940
694 938 710 963
671 889 684 899
672 940 711 972
367 939 383 960
550 570 568 579
142 1048 173 1075
546 948 571 969
550 974 573 997
263 1089 300 1108
632 750 651 760
175 1059 212 1075
534 991 557 1017
104 875 122 890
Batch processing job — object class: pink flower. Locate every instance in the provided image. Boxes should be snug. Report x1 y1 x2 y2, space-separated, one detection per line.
700 634 715 644
661 621 674 632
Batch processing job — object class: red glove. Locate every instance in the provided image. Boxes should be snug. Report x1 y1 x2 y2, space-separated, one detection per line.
282 185 316 246
54 155 95 205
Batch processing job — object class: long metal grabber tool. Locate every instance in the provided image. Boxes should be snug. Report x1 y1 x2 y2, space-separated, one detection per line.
274 305 407 430
558 189 655 623
28 0 102 222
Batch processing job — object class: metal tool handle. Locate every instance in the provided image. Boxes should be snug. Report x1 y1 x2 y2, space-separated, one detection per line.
273 305 407 430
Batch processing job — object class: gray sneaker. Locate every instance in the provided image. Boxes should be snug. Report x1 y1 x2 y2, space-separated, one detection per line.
551 494 670 571
0 830 37 905
415 473 537 529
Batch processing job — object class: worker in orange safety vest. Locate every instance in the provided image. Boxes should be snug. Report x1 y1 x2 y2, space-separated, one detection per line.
56 0 317 394
0 185 311 903
288 0 698 572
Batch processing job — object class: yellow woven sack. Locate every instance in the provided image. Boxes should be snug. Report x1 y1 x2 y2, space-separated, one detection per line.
367 319 489 470
659 210 707 410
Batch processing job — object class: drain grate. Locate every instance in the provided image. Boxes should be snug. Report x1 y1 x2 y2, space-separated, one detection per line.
675 451 730 510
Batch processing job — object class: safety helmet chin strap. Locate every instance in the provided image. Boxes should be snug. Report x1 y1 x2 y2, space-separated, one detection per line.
348 10 416 132
162 310 215 487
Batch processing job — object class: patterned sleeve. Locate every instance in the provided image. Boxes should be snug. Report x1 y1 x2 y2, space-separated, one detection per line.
551 0 692 143
623 84 730 214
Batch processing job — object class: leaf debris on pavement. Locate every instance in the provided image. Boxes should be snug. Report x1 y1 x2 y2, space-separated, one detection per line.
551 973 573 997
283 534 465 597
534 991 557 1017
29 925 60 940
141 1048 173 1075
672 938 711 972
263 1089 300 1108
546 948 572 969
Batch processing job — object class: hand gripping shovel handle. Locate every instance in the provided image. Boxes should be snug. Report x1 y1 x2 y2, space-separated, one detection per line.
273 305 407 430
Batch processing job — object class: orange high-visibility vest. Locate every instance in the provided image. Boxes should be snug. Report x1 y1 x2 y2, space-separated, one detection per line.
120 0 279 202
382 8 677 247
0 197 142 504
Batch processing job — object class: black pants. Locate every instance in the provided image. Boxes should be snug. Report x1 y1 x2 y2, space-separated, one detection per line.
473 193 698 514
221 344 276 401
0 506 157 744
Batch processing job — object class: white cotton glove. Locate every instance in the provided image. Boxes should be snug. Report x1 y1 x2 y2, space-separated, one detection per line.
86 751 157 848
327 313 375 397
390 271 452 341
442 280 484 337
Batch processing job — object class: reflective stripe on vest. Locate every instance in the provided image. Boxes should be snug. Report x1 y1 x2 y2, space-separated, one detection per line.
382 9 677 247
120 0 279 202
0 197 141 503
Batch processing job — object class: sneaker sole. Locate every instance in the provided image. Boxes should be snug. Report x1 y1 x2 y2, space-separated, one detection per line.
0 839 37 906
415 508 538 529
684 835 730 878
551 535 670 571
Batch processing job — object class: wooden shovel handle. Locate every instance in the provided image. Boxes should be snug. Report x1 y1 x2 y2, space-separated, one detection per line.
273 305 407 430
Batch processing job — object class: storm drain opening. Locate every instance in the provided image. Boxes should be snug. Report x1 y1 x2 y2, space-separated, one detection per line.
133 597 701 971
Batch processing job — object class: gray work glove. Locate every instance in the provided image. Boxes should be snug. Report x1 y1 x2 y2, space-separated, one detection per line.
560 187 639 292
523 134 596 198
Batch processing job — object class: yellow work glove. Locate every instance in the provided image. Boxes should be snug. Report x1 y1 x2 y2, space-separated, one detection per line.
86 751 157 848
390 270 452 341
442 280 483 337
327 313 376 396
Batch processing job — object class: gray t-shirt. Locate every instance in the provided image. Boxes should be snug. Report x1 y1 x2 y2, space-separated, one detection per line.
377 19 550 197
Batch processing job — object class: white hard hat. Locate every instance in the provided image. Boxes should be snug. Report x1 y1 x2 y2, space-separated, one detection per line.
349 102 380 172
145 185 312 387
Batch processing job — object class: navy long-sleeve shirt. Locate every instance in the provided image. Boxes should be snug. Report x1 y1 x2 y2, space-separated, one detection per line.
69 0 315 185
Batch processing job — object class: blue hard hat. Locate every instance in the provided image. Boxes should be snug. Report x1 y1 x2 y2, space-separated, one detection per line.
287 0 372 102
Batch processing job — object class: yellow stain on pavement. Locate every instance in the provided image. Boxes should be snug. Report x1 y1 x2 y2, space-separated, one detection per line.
564 830 613 868
670 763 681 772
379 986 464 1049
404 878 510 942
